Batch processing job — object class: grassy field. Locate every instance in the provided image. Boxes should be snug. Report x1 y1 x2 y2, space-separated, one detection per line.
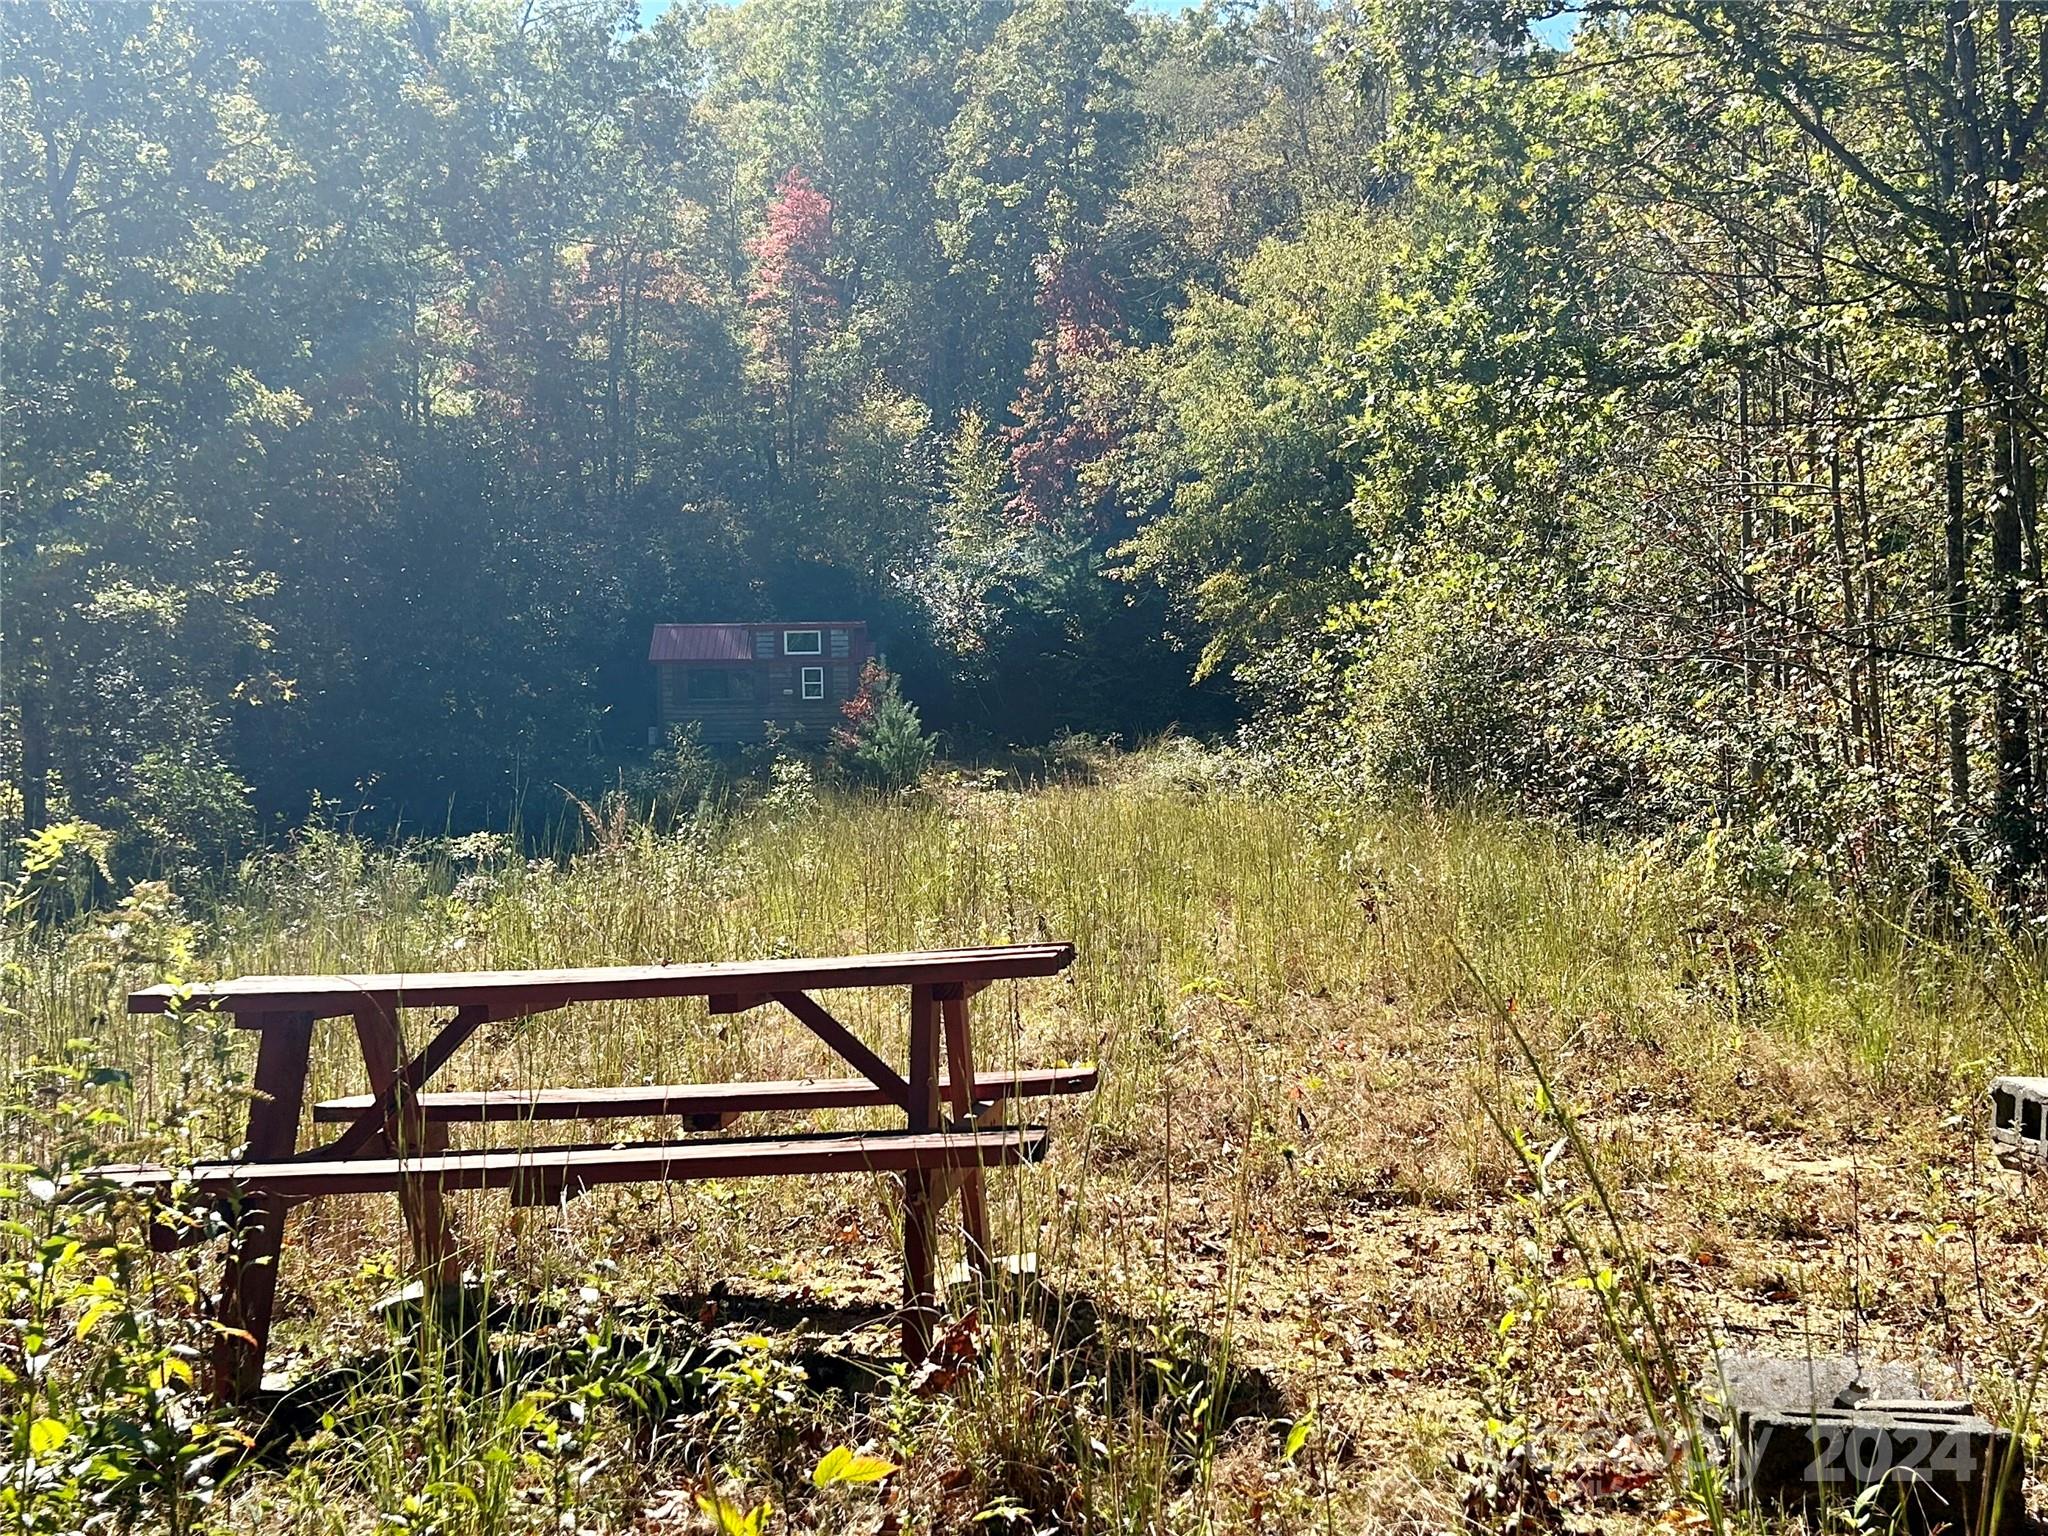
7 749 2048 1534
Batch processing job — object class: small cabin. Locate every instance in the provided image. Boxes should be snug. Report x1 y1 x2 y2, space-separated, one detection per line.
649 621 875 747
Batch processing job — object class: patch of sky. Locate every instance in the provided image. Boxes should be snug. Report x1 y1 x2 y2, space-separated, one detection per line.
1530 8 1579 47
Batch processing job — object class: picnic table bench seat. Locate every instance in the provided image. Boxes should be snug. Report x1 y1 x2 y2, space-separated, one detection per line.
95 1124 1051 1201
307 1065 1098 1129
104 942 1084 1401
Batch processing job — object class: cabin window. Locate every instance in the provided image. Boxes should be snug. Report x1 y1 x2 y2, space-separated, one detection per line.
687 668 734 701
801 666 825 700
783 629 823 655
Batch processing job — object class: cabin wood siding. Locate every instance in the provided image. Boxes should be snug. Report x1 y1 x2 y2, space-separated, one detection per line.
652 622 874 747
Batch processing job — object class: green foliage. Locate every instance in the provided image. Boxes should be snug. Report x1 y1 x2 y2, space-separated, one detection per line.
2 0 1297 866
1329 569 1540 803
16 0 2048 908
695 1490 771 1536
111 712 255 882
930 407 1031 665
0 1024 253 1535
1110 211 1397 680
633 724 722 827
937 0 1140 396
760 753 821 823
1091 0 2048 902
6 824 115 926
831 662 935 791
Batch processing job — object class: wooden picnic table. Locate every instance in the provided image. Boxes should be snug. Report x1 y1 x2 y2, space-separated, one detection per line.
109 943 1087 1399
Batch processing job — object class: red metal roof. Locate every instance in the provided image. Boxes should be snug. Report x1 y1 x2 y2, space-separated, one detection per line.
648 622 868 663
649 625 752 663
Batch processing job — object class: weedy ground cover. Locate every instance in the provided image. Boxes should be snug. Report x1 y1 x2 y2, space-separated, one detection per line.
4 750 2047 1533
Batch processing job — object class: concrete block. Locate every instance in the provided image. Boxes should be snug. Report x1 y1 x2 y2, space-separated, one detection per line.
369 1278 491 1331
1989 1076 2048 1163
1706 1352 2024 1533
943 1250 1039 1301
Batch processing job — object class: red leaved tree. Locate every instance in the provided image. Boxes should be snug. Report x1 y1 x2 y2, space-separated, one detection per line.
1001 251 1120 529
747 168 838 467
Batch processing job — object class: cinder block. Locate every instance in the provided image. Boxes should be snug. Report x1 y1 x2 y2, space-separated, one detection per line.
1990 1076 2048 1162
943 1250 1039 1299
1706 1352 2024 1533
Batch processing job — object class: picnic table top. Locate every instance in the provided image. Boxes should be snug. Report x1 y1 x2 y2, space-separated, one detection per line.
128 942 1077 1020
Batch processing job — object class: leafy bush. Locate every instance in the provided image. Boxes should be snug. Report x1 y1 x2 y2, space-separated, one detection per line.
1107 736 1246 797
115 735 254 883
1252 551 1650 830
830 662 935 791
760 754 820 822
1334 573 1538 803
5 823 115 927
0 1023 251 1534
631 724 723 828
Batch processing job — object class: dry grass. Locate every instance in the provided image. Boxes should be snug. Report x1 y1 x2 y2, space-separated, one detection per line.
7 752 2048 1533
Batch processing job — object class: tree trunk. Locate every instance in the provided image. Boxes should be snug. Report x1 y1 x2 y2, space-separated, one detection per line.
1945 383 1970 818
20 675 49 834
1988 396 2034 885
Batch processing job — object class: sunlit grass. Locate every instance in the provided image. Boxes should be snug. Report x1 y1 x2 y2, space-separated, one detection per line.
5 751 2046 1533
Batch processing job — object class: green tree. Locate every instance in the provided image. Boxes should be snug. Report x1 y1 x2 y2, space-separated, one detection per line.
0 1 301 853
938 0 1142 402
831 659 934 788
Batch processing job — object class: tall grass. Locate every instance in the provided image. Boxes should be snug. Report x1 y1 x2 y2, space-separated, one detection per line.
4 754 2044 1533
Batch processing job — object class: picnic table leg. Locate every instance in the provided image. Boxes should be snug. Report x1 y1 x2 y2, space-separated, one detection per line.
353 1006 460 1286
940 988 991 1270
902 1170 938 1359
212 1011 314 1400
901 984 941 1360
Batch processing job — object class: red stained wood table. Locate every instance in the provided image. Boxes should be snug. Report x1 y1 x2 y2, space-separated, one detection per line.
112 943 1087 1399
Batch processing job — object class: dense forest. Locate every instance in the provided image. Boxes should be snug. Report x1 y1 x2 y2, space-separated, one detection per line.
8 0 2048 907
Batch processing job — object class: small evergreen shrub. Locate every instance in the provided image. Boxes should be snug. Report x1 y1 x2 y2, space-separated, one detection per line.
830 662 934 791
